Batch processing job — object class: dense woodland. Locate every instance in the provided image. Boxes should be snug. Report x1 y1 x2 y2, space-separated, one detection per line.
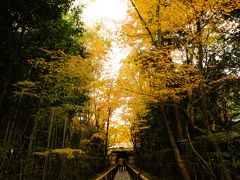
0 0 240 180
0 0 109 179
118 0 240 179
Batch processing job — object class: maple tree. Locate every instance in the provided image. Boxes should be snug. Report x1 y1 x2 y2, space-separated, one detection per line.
118 0 240 179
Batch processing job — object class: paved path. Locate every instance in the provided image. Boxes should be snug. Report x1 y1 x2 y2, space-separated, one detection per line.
114 170 132 180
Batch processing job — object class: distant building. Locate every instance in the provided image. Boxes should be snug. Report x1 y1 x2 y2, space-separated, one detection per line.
108 147 135 165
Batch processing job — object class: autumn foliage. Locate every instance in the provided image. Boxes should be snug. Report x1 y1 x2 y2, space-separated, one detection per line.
118 0 240 179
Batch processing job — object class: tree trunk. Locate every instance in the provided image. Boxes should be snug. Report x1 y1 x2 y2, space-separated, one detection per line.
129 0 157 46
0 79 8 112
173 102 184 140
201 85 211 132
188 91 231 179
184 45 193 64
156 0 163 46
186 124 216 179
196 20 203 71
8 121 15 142
160 105 191 180
47 108 54 149
0 64 13 112
211 138 232 180
3 120 10 146
104 107 111 161
62 118 67 148
28 119 38 156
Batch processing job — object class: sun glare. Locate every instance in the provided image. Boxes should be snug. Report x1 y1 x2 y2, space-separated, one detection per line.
83 0 128 24
76 0 130 78
75 0 128 27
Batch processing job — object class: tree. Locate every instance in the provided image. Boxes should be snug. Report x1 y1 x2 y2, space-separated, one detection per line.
0 1 108 178
118 0 240 179
0 0 86 142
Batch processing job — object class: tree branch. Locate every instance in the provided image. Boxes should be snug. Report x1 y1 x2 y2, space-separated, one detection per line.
129 0 157 46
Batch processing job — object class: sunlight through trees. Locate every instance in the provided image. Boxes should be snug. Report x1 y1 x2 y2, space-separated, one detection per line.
0 0 240 179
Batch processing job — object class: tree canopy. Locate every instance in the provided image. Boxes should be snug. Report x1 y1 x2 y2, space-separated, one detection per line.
117 0 240 179
0 0 240 179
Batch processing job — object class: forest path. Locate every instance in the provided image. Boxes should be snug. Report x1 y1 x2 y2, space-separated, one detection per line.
114 170 132 180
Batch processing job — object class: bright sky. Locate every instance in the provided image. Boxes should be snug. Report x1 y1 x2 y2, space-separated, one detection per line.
75 0 130 78
75 0 132 148
82 0 128 26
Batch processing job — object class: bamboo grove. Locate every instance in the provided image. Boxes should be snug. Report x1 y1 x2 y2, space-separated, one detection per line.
118 0 240 179
0 0 110 179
